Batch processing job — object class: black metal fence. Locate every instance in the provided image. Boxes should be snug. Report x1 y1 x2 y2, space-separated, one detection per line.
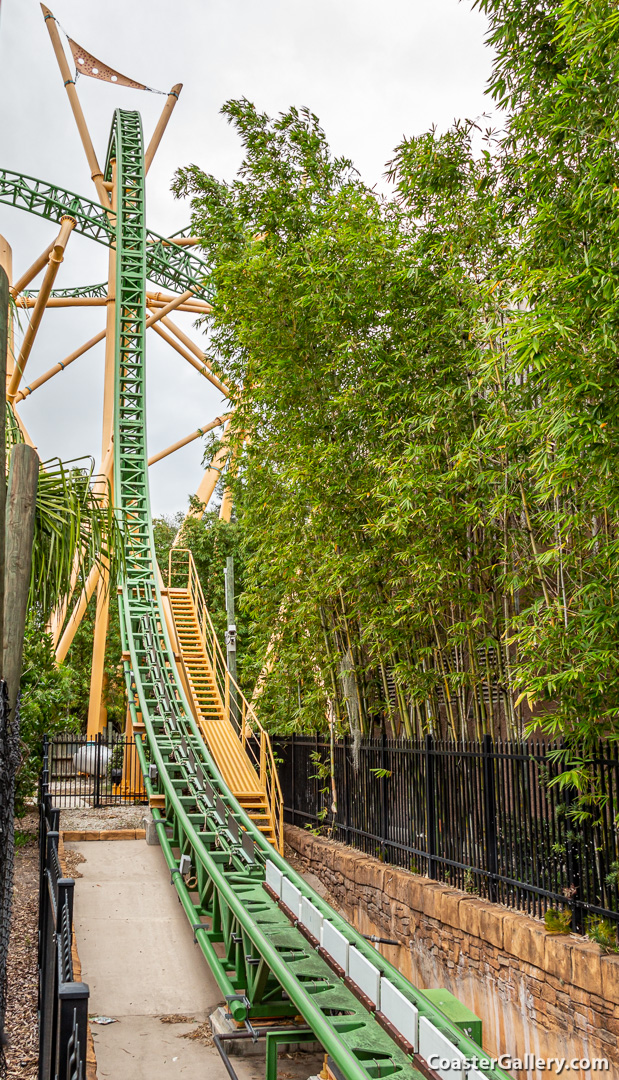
275 735 619 931
39 764 89 1080
45 732 147 808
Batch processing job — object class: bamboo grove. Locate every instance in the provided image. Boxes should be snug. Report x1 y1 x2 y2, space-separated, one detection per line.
174 1 619 749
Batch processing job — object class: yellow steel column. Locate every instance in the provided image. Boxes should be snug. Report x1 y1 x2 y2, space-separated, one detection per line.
86 574 110 738
86 163 117 734
0 235 14 385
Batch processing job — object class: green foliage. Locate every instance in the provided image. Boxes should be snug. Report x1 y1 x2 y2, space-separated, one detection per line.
169 6 619 758
606 861 619 888
586 915 619 953
544 908 572 933
31 454 122 622
153 510 249 676
15 616 78 814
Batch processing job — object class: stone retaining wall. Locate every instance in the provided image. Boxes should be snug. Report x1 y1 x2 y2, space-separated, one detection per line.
285 825 618 1077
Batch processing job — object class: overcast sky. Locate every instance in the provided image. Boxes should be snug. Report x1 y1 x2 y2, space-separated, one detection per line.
0 0 493 517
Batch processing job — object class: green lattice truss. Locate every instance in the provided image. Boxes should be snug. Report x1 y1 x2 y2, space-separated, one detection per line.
1 114 512 1080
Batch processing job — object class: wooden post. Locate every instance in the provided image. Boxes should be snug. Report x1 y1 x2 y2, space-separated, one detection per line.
3 443 39 714
144 84 183 175
41 5 109 207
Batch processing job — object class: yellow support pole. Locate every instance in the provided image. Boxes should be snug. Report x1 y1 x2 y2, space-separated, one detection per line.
144 84 183 175
49 444 113 646
0 235 15 382
100 164 117 460
15 296 108 309
86 572 110 738
41 5 110 207
7 216 75 400
219 484 233 522
190 443 229 514
55 562 99 662
9 239 56 299
14 327 106 402
147 413 229 466
15 289 195 403
160 315 226 384
90 170 117 722
150 322 230 397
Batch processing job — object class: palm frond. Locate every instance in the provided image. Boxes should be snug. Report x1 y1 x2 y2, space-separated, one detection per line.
29 455 123 621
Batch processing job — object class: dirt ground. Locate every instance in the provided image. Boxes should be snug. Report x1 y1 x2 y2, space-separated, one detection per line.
5 814 39 1080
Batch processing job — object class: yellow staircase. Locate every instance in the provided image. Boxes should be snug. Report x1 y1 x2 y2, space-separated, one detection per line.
166 549 283 852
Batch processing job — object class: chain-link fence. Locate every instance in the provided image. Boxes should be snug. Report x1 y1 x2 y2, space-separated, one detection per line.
0 682 20 1078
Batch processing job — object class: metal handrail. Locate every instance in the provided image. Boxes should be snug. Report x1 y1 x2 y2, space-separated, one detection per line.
168 548 283 852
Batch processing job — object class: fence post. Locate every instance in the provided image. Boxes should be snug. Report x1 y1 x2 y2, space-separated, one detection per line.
94 733 101 808
482 733 498 904
424 734 437 879
38 830 60 1080
56 984 89 1080
343 736 350 845
563 780 584 933
290 734 295 826
380 731 388 862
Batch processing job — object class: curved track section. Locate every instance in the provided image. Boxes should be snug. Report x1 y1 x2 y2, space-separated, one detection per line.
3 117 511 1080
0 167 212 301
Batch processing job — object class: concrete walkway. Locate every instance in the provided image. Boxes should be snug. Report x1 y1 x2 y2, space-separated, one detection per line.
66 839 257 1080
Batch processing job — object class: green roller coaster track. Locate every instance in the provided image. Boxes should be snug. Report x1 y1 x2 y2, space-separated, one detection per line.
3 111 512 1080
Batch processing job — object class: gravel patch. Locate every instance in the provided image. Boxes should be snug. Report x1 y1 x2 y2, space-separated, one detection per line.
59 806 148 831
5 827 38 1079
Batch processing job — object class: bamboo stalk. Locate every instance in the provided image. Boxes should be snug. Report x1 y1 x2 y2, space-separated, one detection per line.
41 5 109 206
8 216 75 400
144 84 183 175
147 413 229 466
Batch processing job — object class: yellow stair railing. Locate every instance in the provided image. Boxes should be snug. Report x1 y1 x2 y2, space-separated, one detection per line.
168 548 283 853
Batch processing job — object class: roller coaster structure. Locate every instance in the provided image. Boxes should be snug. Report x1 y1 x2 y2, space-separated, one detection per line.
0 10 514 1080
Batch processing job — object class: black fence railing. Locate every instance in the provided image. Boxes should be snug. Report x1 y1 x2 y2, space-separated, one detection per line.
45 732 147 808
39 762 89 1080
274 734 619 932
